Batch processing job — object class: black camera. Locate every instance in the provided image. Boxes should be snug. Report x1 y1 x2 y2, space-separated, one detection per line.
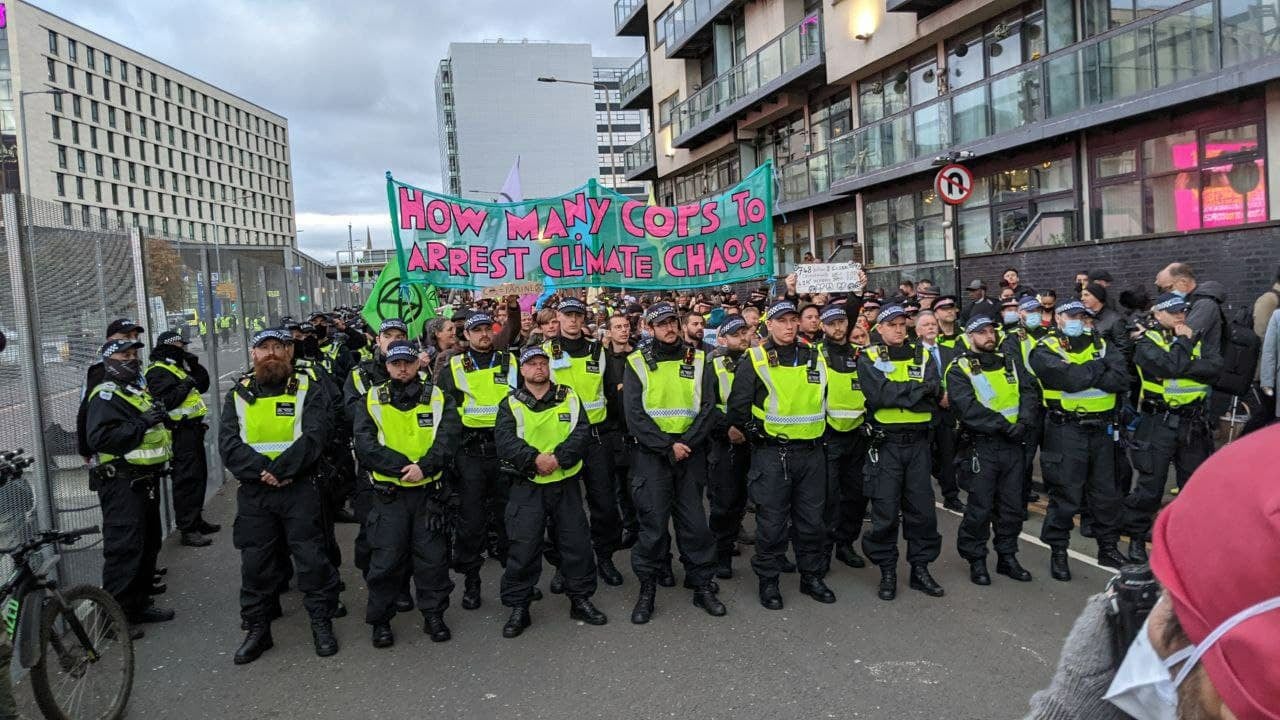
1105 564 1163 664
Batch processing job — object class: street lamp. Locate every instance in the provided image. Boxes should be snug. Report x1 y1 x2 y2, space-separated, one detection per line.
537 76 617 194
17 89 65 247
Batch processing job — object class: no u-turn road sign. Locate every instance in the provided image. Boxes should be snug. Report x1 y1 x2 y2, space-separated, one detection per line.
935 163 974 205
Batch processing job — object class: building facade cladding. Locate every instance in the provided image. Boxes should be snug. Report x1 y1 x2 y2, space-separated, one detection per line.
6 0 295 247
593 56 653 200
618 0 1280 304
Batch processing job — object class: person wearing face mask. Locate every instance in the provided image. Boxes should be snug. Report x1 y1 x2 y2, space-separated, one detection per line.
945 316 1038 586
1028 301 1131 580
707 315 754 579
77 318 146 462
817 306 871 573
222 329 341 664
626 302 725 623
1027 424 1280 720
353 341 461 649
1000 296 1022 338
145 331 215 548
311 312 355 382
1002 296 1049 507
86 337 175 633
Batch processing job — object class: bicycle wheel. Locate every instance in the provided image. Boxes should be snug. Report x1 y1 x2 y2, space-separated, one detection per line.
30 584 134 720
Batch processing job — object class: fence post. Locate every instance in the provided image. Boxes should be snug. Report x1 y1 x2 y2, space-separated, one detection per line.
233 257 250 369
3 194 56 533
199 247 226 488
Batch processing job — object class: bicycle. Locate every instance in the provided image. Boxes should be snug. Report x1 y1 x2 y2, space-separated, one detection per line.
0 450 133 720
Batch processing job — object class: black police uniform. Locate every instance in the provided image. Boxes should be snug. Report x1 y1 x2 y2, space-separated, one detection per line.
818 339 870 570
1001 325 1047 506
603 343 638 542
707 346 751 571
352 375 461 626
923 341 961 508
343 354 391 575
494 384 594 607
145 350 211 533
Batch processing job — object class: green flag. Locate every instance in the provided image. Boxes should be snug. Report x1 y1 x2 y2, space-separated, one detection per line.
361 262 437 339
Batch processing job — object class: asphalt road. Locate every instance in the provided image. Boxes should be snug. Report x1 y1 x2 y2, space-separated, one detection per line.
37 487 1110 720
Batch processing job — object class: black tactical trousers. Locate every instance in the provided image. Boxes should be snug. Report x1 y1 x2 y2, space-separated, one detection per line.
749 443 826 579
364 484 454 624
708 437 751 558
452 433 509 576
862 429 942 568
931 412 961 502
1021 423 1042 503
1122 409 1213 541
98 470 162 615
502 477 596 607
1039 420 1122 549
957 436 1026 561
825 429 869 556
605 431 637 533
582 428 623 556
170 421 208 532
629 446 716 588
234 479 340 622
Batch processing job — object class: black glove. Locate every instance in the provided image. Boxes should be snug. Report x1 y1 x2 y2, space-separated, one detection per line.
1006 422 1028 443
141 406 169 427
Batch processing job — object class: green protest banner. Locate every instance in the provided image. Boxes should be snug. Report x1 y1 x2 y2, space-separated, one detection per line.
385 161 774 291
360 261 438 339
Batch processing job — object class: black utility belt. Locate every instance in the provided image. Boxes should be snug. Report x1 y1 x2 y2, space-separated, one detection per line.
759 436 822 448
97 461 163 480
868 425 930 441
1045 409 1112 426
1139 399 1204 417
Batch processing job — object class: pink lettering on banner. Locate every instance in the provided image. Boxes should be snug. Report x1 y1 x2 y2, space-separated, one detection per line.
406 243 430 272
643 205 675 239
1 5 8 29
506 246 531 279
663 235 766 277
620 201 646 238
561 193 588 229
451 204 488 236
700 202 721 235
586 198 611 234
398 187 427 230
447 248 469 276
468 245 491 275
732 191 767 225
675 203 701 238
488 249 509 280
426 199 452 234
543 208 569 240
506 209 539 241
634 254 653 279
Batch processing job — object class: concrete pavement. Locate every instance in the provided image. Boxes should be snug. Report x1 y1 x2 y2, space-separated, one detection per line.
61 486 1111 720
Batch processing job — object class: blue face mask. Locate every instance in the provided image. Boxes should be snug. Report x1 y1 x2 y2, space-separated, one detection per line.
1063 319 1085 337
1002 311 1020 325
1024 312 1042 329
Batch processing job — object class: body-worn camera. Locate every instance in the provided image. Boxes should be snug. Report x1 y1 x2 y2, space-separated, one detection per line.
1106 564 1163 664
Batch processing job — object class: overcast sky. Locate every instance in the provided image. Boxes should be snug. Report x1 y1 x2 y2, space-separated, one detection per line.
37 0 642 261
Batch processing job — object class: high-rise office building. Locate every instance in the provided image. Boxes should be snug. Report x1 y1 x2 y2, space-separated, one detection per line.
594 56 652 199
0 0 296 246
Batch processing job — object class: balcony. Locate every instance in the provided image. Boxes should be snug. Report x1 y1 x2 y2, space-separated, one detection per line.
830 0 1280 193
620 56 652 111
623 133 657 181
671 14 824 148
777 151 833 210
886 0 960 17
615 0 647 36
662 0 745 58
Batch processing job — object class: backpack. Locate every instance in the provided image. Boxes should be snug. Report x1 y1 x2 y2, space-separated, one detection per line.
1214 303 1262 396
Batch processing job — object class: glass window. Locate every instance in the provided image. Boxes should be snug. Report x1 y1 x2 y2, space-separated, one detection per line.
49 30 58 55
1221 0 1280 66
1154 3 1217 86
1143 130 1198 173
951 85 989 144
990 69 1040 134
909 53 938 104
68 40 77 62
1097 148 1137 177
1098 181 1143 237
987 15 1026 76
948 33 985 90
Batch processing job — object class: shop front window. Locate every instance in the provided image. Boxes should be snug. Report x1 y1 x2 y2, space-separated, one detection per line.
864 189 946 270
958 156 1078 254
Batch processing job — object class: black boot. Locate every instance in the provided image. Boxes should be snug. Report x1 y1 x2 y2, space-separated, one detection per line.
1050 548 1072 582
597 556 624 586
657 564 676 587
969 559 991 586
502 605 531 638
1097 543 1127 569
198 519 222 534
835 543 866 569
692 584 727 616
569 597 608 625
310 618 339 657
878 567 897 601
758 577 784 610
631 580 656 624
715 553 733 579
682 576 719 593
799 574 836 604
371 622 394 649
180 531 212 547
549 571 566 594
233 622 273 665
461 572 482 610
997 554 1033 582
1127 539 1148 564
909 564 945 597
423 612 451 642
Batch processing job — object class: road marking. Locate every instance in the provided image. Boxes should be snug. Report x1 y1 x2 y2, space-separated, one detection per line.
934 502 1118 574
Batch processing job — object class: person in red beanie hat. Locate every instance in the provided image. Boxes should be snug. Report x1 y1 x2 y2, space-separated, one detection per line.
1027 424 1280 720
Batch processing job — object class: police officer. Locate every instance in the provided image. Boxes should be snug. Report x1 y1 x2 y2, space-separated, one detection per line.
727 300 833 609
946 316 1038 586
221 329 341 664
858 304 945 601
602 313 638 550
145 331 215 548
1028 300 1131 580
1121 292 1221 564
353 340 461 648
77 318 145 462
817 305 870 572
934 297 962 349
625 302 724 623
495 346 608 638
85 337 174 629
707 314 753 578
1002 296 1049 507
436 312 517 610
545 298 625 587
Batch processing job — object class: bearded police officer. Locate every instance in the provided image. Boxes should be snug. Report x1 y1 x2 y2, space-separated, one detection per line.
624 302 724 624
86 338 174 631
545 297 625 587
222 329 341 664
1121 292 1221 564
353 340 461 649
817 305 870 572
858 304 945 602
727 300 833 610
707 314 753 579
436 312 518 610
496 345 608 638
946 316 1038 586
1028 301 1131 580
145 331 215 547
